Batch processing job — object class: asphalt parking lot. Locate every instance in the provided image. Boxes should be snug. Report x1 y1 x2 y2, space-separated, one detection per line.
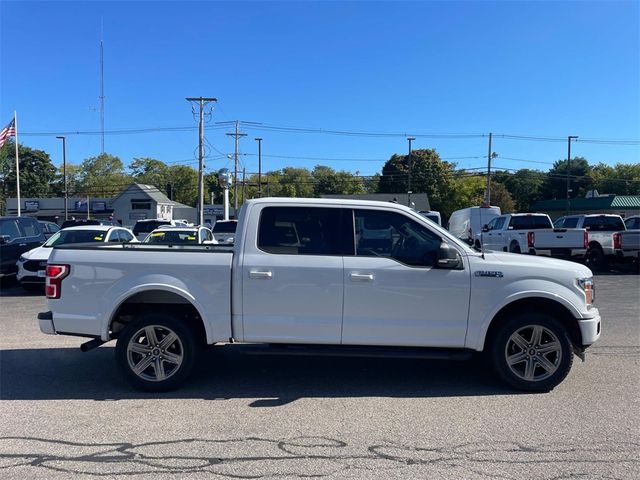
0 273 638 479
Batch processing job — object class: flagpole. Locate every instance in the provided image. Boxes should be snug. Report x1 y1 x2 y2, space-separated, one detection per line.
14 111 20 217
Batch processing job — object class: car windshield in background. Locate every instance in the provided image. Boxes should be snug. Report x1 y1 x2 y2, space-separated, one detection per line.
212 222 237 233
133 221 171 235
45 230 106 246
143 230 198 244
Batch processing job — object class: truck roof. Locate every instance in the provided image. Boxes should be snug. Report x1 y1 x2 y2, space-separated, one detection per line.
245 197 418 211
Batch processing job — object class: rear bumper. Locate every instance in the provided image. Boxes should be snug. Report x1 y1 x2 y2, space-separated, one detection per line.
533 248 586 258
38 311 55 335
578 309 601 347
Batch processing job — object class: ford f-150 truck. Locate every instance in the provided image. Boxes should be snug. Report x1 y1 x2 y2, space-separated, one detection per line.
39 198 601 393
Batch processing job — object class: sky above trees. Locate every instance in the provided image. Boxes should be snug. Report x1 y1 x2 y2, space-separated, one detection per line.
0 1 638 180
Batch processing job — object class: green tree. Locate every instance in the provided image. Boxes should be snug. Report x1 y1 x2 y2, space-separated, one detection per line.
493 169 545 211
272 167 315 198
129 158 170 194
77 153 131 197
541 157 593 200
379 149 455 212
311 165 365 196
591 162 640 195
0 141 56 212
167 165 198 205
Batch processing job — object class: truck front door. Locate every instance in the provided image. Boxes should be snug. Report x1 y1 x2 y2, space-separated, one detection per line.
241 205 350 344
342 209 471 348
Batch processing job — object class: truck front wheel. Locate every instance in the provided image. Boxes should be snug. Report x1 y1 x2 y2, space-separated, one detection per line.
491 313 573 392
115 313 197 392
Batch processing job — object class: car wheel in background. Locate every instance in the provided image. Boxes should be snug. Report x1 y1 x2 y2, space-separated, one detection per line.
585 245 607 272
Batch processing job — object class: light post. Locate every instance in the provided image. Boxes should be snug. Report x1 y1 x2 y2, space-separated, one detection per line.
566 135 579 215
255 137 263 197
407 137 415 206
55 136 68 220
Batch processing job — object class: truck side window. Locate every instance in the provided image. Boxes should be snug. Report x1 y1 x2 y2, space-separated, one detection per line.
258 207 345 255
563 218 578 228
18 218 40 237
354 210 441 267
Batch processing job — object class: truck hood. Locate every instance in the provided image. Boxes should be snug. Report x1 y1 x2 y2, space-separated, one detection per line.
20 245 53 262
471 251 593 279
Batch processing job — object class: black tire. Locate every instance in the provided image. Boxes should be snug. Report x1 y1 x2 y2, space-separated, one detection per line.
509 242 521 254
585 245 607 272
115 313 197 392
490 313 574 392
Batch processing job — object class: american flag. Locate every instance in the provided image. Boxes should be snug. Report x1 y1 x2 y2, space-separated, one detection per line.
0 119 16 148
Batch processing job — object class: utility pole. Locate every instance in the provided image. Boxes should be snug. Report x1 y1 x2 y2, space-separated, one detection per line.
485 133 498 206
566 135 579 215
56 136 68 220
407 137 415 207
226 121 247 210
186 96 217 225
242 168 246 203
99 19 105 154
255 137 263 197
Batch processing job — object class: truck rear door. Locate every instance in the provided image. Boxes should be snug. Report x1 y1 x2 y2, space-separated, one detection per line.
240 205 350 344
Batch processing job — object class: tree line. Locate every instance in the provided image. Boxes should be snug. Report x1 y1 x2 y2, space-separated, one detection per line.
1 140 638 220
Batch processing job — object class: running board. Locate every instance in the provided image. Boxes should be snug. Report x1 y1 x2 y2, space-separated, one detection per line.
240 344 473 361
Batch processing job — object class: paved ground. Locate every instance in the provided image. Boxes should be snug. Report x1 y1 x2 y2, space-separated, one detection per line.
0 274 638 479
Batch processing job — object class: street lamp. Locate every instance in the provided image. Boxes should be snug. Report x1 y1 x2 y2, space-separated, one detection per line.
255 137 263 197
566 135 579 215
407 137 415 206
55 136 67 220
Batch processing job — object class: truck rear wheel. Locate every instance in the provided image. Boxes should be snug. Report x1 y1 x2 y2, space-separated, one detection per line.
115 313 196 392
509 242 521 254
585 245 607 272
491 313 573 392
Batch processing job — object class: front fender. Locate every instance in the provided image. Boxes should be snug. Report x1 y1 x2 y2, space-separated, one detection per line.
466 277 587 351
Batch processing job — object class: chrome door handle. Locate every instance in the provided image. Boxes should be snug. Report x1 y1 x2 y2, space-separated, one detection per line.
249 270 273 280
19 243 27 246
350 273 374 282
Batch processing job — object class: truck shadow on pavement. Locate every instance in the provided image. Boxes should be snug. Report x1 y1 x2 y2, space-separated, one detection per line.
0 345 518 403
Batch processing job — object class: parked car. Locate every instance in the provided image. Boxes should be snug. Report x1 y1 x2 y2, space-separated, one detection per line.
17 225 136 290
447 206 501 245
418 210 442 226
553 214 626 271
211 219 238 244
0 216 46 278
40 198 600 393
614 219 639 272
132 219 187 242
142 226 217 245
38 221 61 239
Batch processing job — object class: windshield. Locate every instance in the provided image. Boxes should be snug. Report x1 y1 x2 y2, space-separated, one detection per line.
212 222 237 233
143 230 199 244
45 230 107 246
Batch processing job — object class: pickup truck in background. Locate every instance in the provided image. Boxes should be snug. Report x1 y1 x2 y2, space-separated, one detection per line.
614 221 639 272
475 213 558 253
39 198 601 393
554 214 626 271
527 228 588 260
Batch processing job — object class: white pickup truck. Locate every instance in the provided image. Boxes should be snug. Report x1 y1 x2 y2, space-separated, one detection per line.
554 214 627 271
39 198 601 393
477 213 588 260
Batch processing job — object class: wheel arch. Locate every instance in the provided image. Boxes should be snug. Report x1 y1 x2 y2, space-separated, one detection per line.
106 287 210 345
483 297 583 351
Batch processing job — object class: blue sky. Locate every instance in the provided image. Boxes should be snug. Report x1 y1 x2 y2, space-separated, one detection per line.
1 0 638 179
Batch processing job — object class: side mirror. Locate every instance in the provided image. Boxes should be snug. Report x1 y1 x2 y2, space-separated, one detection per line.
0 235 9 245
482 225 490 233
437 243 462 269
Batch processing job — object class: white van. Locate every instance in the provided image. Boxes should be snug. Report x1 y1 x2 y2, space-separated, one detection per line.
447 205 501 245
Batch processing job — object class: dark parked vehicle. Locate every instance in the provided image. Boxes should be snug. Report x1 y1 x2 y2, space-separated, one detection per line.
0 216 46 278
38 221 61 239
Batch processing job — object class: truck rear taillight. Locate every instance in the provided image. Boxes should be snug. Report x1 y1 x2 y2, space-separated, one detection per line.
613 232 621 250
584 231 589 249
527 231 535 248
46 264 70 299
